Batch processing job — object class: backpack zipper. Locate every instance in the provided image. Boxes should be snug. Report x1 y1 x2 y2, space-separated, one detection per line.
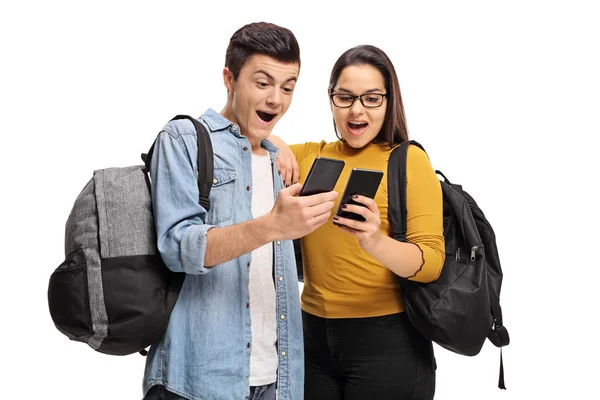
470 246 479 261
455 248 461 261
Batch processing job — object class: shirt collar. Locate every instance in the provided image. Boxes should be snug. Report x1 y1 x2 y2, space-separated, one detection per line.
199 108 238 133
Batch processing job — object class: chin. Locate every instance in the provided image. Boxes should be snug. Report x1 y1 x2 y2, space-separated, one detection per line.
342 134 370 149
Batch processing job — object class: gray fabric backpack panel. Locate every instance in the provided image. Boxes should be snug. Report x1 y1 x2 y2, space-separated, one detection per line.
57 176 110 350
64 178 98 256
95 166 156 258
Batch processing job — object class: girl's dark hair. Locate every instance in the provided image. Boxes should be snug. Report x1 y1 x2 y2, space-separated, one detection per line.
225 22 301 80
329 45 408 146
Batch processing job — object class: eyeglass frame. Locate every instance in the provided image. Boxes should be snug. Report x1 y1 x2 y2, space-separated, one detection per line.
329 92 388 108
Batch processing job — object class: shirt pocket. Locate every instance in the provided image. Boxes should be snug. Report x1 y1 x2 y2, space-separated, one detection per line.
205 167 236 225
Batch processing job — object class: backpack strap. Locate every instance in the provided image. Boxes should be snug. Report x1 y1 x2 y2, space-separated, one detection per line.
489 301 510 389
387 140 426 243
138 116 214 356
142 115 214 212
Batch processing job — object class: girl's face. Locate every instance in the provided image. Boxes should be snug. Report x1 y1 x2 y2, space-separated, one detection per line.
329 64 387 148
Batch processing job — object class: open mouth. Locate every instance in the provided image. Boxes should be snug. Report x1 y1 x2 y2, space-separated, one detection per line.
257 110 277 123
348 121 368 135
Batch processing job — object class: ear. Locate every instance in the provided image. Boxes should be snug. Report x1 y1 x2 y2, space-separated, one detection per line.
222 68 235 92
328 87 334 113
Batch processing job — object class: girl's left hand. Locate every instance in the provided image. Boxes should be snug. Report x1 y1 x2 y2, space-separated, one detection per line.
274 144 299 187
333 195 383 250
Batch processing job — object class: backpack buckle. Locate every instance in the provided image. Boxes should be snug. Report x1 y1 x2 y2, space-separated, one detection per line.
199 195 211 212
489 324 510 347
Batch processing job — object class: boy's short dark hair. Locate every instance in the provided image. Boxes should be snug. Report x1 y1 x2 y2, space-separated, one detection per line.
225 22 301 80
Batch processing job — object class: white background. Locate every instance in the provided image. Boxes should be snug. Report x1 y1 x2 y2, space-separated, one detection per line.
1 1 598 399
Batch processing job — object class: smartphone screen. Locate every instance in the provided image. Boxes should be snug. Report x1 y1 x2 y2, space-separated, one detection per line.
299 157 345 196
334 168 384 223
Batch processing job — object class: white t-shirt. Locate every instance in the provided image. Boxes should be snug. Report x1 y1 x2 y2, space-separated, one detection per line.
249 152 277 386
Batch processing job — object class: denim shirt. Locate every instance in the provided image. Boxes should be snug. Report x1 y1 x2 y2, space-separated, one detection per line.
143 109 304 400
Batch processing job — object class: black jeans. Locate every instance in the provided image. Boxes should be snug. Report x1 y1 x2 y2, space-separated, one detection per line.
144 383 276 400
303 311 436 400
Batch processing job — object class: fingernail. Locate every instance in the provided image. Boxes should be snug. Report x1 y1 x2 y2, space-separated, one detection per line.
341 204 347 210
333 216 339 221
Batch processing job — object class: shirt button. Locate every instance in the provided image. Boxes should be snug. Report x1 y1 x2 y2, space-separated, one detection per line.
232 125 238 131
247 343 251 348
212 178 218 184
276 241 281 245
281 351 286 356
246 186 251 191
278 276 283 281
247 262 250 268
243 146 248 151
280 315 285 320
246 303 250 308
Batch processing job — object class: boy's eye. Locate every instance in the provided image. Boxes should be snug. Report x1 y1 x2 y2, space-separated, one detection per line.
257 82 269 87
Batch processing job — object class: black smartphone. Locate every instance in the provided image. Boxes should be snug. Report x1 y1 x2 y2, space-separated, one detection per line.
334 168 384 224
299 157 345 196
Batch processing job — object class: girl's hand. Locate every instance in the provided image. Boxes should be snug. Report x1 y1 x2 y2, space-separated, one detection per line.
333 195 383 250
273 140 299 187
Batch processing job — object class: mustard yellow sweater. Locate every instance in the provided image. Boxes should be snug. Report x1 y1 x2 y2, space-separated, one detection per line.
290 141 445 318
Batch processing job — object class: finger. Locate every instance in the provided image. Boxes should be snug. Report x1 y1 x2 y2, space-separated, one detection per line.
285 163 294 187
351 195 379 215
332 216 366 232
335 223 357 236
292 160 300 185
284 183 303 196
277 160 287 185
275 157 282 173
307 210 334 230
301 190 339 206
283 165 291 187
339 204 370 219
305 200 336 219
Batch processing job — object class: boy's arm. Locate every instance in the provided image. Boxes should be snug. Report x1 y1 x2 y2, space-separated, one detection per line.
204 184 337 266
152 131 337 272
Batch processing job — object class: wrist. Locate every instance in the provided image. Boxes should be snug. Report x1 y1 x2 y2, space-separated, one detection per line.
360 231 384 253
268 135 285 149
256 212 281 243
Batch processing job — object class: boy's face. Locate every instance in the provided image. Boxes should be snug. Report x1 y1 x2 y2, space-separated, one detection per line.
222 54 299 149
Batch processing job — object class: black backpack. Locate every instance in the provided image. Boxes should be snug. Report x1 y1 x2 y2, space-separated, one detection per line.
48 115 213 356
388 140 510 388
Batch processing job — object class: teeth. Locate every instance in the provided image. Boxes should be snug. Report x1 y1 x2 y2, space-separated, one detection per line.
349 121 367 128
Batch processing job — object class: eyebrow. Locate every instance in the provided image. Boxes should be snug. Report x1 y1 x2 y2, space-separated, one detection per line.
254 70 298 84
334 87 384 94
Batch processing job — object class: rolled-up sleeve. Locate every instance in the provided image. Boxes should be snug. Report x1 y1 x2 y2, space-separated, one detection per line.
150 129 216 274
405 145 446 283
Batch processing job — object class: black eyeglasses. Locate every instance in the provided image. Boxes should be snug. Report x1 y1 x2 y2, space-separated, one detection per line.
329 93 387 108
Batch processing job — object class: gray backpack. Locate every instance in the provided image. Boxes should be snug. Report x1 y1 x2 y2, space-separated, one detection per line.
48 115 213 355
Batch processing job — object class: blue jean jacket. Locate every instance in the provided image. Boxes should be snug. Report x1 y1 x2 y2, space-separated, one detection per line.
143 109 304 400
